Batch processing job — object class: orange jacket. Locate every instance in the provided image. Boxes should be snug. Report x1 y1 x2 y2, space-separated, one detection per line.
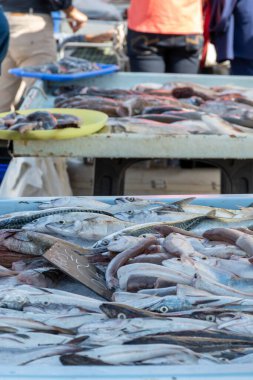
128 0 203 35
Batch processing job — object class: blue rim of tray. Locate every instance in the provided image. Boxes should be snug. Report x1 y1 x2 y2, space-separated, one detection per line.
8 63 119 82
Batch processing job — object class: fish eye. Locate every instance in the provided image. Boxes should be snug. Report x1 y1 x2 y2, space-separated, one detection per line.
127 210 134 215
206 315 216 322
202 257 207 260
102 240 109 246
159 306 169 313
117 312 126 319
44 301 49 306
59 220 65 224
127 197 135 202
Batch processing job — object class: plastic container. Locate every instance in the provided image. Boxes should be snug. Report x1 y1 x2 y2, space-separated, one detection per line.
0 163 8 183
9 63 119 82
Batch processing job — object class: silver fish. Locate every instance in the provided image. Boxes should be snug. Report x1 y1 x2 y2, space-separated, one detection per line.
60 344 220 365
42 214 133 242
93 215 211 249
0 345 78 366
0 288 103 313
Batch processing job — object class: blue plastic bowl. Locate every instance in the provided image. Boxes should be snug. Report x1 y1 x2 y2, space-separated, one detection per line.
0 163 8 183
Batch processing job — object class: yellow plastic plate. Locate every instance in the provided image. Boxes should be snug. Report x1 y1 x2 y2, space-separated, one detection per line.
0 108 108 140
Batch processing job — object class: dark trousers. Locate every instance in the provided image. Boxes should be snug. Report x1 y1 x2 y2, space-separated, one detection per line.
230 57 253 76
0 9 9 67
127 29 202 74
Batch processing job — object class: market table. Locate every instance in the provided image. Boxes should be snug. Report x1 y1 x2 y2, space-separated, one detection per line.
11 72 253 195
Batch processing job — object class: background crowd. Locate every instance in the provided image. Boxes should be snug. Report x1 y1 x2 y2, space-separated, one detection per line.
0 0 252 112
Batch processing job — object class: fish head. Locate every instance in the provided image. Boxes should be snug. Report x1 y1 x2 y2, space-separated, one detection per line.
114 209 150 222
107 236 140 252
114 197 143 204
93 233 124 249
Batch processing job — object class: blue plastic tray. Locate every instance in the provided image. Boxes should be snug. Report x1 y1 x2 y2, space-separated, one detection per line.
8 63 119 82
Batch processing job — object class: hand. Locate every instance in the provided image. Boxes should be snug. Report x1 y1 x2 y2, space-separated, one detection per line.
64 6 88 33
85 31 114 43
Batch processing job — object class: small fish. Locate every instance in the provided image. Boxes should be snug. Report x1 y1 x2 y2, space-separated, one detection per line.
0 207 115 230
60 344 220 365
105 236 157 289
93 214 213 249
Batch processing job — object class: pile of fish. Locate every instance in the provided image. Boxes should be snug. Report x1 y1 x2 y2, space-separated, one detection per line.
21 57 100 75
1 196 253 366
0 111 80 133
53 82 253 135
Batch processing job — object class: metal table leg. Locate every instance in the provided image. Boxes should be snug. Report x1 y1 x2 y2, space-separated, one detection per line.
93 158 143 195
197 159 253 194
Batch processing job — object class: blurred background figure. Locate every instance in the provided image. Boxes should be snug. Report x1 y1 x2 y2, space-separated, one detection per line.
127 0 203 73
0 0 87 112
0 6 9 70
209 0 253 75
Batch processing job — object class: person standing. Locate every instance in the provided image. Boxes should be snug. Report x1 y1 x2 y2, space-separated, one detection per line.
210 0 253 76
127 0 203 74
0 0 87 112
0 6 9 69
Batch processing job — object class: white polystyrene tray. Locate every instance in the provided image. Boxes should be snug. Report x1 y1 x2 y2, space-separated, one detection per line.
0 195 253 379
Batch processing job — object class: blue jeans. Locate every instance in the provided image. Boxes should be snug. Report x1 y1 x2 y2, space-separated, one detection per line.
0 8 9 67
127 29 202 74
230 57 253 76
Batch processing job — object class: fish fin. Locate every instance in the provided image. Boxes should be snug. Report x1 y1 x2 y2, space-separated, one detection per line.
206 210 217 218
171 197 196 207
67 335 89 345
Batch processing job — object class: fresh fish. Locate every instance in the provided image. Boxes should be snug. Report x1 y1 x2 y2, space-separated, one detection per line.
60 344 219 365
115 209 206 224
0 207 115 229
188 237 247 258
193 272 253 298
0 345 79 366
38 213 134 242
193 256 253 279
0 288 104 313
37 197 110 210
0 332 76 348
16 267 62 288
0 316 74 334
117 262 194 290
93 214 212 249
126 330 253 353
105 236 157 289
165 197 239 218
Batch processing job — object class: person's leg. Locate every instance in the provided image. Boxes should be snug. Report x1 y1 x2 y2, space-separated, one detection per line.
0 9 9 66
165 47 200 74
127 29 165 72
0 52 21 112
9 14 57 106
230 57 253 75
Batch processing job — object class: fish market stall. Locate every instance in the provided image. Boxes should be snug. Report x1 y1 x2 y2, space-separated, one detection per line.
10 72 253 195
0 195 253 379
